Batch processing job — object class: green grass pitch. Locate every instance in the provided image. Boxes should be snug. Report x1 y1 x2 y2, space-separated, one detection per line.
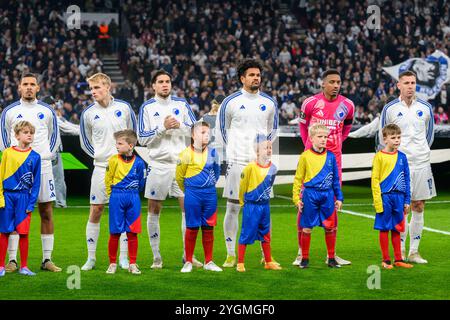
1 184 449 300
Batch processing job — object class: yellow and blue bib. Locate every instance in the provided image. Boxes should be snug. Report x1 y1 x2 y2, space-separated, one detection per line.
239 162 277 206
175 146 220 191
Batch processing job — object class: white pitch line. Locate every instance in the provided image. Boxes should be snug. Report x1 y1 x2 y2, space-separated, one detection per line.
338 200 450 207
62 204 295 209
275 194 450 206
64 200 450 209
341 209 450 236
274 194 291 201
421 226 450 236
340 209 375 220
61 197 450 236
276 194 450 236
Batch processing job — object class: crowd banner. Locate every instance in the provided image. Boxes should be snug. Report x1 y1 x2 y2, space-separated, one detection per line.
382 50 450 101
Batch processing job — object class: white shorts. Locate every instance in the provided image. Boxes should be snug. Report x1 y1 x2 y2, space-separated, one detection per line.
145 166 184 200
223 163 246 200
38 172 56 203
410 165 436 201
90 166 108 205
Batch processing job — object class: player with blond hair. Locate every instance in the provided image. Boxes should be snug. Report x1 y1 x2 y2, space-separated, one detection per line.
79 72 137 271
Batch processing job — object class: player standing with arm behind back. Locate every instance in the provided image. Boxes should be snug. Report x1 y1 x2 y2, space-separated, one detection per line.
294 69 354 267
138 70 199 269
215 59 278 268
378 70 436 263
79 73 137 271
0 73 61 273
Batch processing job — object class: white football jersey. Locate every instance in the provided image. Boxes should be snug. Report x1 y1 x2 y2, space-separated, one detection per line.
215 88 278 165
138 95 196 169
379 97 434 169
80 98 137 167
0 99 60 174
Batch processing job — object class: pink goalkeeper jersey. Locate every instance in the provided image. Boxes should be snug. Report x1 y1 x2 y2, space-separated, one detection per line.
299 93 354 180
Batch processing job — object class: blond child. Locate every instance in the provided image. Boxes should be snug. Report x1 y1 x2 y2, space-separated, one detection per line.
292 123 343 269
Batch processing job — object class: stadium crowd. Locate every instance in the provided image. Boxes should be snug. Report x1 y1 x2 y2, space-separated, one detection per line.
0 1 107 124
1 0 450 125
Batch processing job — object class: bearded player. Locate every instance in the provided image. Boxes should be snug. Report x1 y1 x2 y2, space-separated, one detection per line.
0 73 62 272
138 70 200 269
216 58 278 267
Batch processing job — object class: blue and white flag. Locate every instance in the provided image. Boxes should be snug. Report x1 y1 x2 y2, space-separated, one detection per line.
382 50 450 100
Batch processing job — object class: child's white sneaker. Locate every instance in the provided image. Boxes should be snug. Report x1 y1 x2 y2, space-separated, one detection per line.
106 263 117 274
203 261 222 272
128 263 141 275
181 261 193 273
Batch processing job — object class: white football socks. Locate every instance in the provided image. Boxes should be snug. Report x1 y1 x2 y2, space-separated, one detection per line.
400 216 409 252
223 202 240 257
86 221 100 260
119 232 128 261
41 234 54 262
409 211 424 255
148 212 161 260
8 233 19 262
